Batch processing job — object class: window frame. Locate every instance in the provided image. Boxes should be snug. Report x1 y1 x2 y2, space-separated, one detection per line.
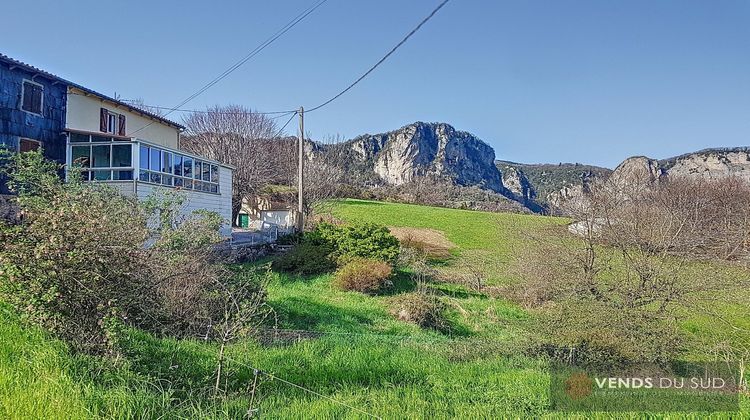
106 112 119 135
67 133 135 182
137 144 220 194
18 138 41 152
20 79 44 116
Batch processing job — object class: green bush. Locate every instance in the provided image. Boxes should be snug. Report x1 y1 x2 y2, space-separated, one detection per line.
307 222 400 264
0 151 267 354
334 258 393 294
271 242 336 275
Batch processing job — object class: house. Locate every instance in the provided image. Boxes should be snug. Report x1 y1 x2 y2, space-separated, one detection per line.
238 190 296 230
0 53 234 237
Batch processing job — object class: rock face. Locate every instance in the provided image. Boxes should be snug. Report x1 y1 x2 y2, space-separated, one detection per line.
606 148 750 187
552 148 750 213
344 122 505 193
499 165 536 201
660 148 750 182
608 156 663 190
496 161 612 212
315 121 750 215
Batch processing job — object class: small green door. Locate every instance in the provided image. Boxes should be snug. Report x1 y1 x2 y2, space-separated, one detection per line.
239 214 249 229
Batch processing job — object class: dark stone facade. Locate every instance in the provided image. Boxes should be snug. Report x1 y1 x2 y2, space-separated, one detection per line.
0 59 67 193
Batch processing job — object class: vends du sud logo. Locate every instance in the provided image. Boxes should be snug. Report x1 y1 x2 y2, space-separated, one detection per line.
565 372 731 399
552 363 741 412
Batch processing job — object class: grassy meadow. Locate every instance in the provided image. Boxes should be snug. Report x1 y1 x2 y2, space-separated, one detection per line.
1 199 748 418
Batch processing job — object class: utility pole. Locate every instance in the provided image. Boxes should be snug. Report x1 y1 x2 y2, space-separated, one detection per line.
297 106 304 231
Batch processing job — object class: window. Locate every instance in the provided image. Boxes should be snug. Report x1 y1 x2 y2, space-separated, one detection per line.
71 145 91 167
107 113 118 135
91 145 110 168
112 145 132 167
173 155 183 176
100 108 126 136
136 145 219 193
69 139 134 182
21 80 43 115
19 138 41 152
150 148 161 171
182 157 193 178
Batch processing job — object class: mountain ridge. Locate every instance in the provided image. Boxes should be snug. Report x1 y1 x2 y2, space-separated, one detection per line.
312 121 750 213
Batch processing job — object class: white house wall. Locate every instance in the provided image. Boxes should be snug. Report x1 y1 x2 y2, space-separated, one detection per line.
66 88 179 149
134 165 233 238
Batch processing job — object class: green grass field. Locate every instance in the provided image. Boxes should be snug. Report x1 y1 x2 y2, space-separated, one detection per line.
1 199 747 418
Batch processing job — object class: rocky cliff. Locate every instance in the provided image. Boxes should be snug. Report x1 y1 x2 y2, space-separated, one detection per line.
313 121 750 215
497 161 611 211
342 122 505 192
551 148 750 212
607 148 750 186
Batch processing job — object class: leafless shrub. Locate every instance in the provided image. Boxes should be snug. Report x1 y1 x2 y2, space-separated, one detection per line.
333 258 393 294
390 227 455 260
181 105 293 225
512 175 750 369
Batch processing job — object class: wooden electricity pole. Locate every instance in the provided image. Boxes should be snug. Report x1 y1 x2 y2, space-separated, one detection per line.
297 106 304 231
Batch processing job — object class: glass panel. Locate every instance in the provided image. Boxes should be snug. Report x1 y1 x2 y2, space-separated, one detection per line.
210 165 219 183
173 155 183 176
161 175 172 186
194 161 202 179
210 184 218 193
202 163 211 181
182 179 192 189
139 146 149 170
93 170 111 181
162 152 171 173
150 149 161 172
139 170 149 182
91 145 110 168
70 133 89 142
174 178 183 187
183 157 193 178
79 171 91 181
92 135 111 143
113 170 133 180
112 145 132 167
149 172 161 184
71 145 90 167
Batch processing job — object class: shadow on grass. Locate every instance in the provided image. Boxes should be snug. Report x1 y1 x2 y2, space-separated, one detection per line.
336 199 385 206
375 269 417 296
270 296 376 332
431 283 487 300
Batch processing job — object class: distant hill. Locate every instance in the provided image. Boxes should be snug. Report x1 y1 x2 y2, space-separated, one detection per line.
310 121 750 214
496 161 612 210
315 122 530 213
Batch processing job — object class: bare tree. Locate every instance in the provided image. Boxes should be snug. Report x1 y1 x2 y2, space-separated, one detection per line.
292 139 346 224
126 98 166 117
181 105 292 225
511 175 750 368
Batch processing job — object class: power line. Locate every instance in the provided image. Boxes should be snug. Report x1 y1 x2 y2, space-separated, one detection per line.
129 0 328 136
221 354 382 419
306 0 450 113
117 100 296 116
273 111 299 135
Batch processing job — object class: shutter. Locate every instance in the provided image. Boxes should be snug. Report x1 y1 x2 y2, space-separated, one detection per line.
118 114 126 136
100 108 108 132
32 85 42 114
22 83 32 111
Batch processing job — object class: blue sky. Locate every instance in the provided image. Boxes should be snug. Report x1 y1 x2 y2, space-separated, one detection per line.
2 0 748 167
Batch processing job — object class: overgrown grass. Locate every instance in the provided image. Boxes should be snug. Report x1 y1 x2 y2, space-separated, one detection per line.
1 199 748 418
331 199 568 284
